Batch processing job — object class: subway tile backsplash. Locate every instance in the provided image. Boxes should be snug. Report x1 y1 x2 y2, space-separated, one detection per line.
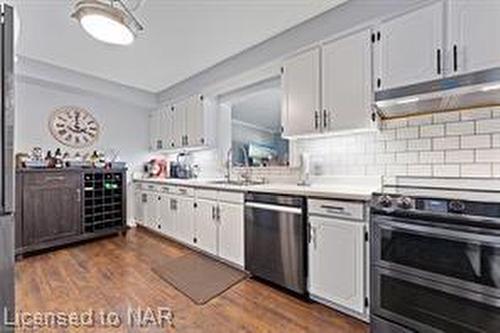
292 107 500 178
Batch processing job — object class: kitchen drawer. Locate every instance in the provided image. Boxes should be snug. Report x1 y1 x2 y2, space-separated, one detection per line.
308 199 365 221
196 188 218 201
160 185 172 193
218 190 244 204
143 183 160 192
24 171 79 187
173 186 195 197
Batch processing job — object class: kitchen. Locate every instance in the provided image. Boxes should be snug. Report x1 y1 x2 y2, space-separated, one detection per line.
2 0 500 332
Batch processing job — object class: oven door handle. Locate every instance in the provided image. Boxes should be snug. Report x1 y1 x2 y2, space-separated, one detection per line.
245 202 302 215
377 218 500 245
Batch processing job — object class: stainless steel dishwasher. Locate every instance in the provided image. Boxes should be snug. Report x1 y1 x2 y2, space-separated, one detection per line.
244 192 307 296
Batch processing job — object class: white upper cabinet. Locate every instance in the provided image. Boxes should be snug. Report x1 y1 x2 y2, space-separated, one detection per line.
149 110 162 151
185 95 207 147
152 94 211 151
171 101 187 149
375 1 444 90
282 47 321 136
309 216 366 314
448 0 500 75
160 106 174 150
322 29 373 132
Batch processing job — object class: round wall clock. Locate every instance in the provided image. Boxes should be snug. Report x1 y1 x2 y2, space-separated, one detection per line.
48 106 100 148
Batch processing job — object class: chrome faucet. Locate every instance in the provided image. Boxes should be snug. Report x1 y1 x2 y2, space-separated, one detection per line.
225 148 233 183
225 147 252 184
239 146 252 183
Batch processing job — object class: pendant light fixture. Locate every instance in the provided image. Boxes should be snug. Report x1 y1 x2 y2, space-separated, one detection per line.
71 0 143 46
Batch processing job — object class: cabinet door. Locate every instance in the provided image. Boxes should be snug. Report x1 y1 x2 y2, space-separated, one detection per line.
282 47 321 136
134 190 145 225
309 216 365 314
449 0 500 74
174 196 195 245
218 202 244 266
149 110 163 151
172 101 187 149
143 191 158 229
160 105 174 150
155 193 168 234
376 1 444 90
194 199 218 255
23 173 81 246
157 194 171 236
322 29 373 132
185 95 206 147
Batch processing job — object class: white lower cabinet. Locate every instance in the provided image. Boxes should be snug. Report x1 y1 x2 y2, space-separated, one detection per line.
218 202 244 267
134 188 145 225
143 191 160 229
133 183 243 268
194 199 219 255
193 191 244 266
308 200 367 317
170 195 195 245
159 193 173 235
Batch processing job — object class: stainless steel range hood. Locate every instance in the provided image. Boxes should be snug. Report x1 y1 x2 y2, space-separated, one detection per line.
374 68 500 119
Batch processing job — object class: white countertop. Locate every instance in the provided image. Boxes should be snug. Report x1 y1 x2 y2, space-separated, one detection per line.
133 177 379 201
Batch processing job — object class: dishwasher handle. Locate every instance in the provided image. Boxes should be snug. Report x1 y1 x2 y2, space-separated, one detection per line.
245 202 302 215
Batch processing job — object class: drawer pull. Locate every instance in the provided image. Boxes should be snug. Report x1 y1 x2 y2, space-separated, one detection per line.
45 176 65 181
320 205 345 211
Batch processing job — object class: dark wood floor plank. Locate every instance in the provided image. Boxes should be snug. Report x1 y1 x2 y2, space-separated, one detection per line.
16 228 369 333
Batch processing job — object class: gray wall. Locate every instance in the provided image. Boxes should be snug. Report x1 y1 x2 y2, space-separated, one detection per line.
15 58 154 225
158 0 427 102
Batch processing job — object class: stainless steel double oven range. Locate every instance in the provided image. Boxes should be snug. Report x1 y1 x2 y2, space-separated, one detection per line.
370 177 500 333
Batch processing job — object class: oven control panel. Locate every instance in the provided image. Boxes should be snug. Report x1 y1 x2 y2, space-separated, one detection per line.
371 193 500 219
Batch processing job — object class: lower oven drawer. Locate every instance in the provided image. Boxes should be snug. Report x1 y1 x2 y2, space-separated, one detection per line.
372 215 500 297
372 266 500 333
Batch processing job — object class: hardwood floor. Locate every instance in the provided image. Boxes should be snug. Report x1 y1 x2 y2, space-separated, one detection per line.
16 228 369 333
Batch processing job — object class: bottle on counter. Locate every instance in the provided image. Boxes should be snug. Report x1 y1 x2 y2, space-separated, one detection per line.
89 150 99 167
54 148 63 168
45 150 55 168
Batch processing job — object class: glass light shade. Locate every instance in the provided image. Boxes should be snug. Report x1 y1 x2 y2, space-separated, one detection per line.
80 13 134 45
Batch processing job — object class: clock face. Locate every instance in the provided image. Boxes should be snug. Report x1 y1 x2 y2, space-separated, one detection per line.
48 106 100 148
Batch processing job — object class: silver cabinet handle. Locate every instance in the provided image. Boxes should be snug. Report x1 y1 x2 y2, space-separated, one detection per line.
314 111 320 129
76 189 81 202
45 176 65 181
311 225 318 250
212 206 216 220
323 109 328 129
216 206 221 221
453 44 458 72
320 205 345 211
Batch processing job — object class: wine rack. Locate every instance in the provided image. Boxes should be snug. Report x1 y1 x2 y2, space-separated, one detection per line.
83 170 126 233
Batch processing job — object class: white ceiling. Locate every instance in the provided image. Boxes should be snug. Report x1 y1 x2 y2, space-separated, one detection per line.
231 87 282 131
12 0 347 92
